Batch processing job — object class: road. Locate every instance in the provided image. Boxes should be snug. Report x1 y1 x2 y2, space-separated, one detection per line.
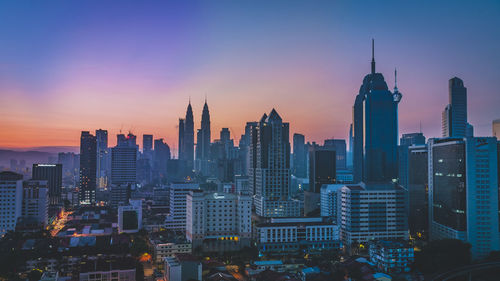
429 262 500 281
50 210 73 237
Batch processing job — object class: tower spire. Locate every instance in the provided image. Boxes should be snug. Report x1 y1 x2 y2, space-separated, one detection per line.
394 68 398 91
371 38 375 74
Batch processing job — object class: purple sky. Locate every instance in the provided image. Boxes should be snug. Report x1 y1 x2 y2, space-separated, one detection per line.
0 0 499 151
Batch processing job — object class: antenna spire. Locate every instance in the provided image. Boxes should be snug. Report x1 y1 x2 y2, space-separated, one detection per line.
371 39 376 74
394 68 398 91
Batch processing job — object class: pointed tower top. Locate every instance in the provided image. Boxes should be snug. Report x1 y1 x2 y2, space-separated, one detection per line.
371 39 376 74
394 68 398 91
204 93 207 104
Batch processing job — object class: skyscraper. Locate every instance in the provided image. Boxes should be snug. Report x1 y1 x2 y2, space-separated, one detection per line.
111 138 137 186
347 124 354 170
398 133 426 189
79 131 97 205
352 40 401 184
250 109 301 217
143 134 153 158
153 139 171 181
442 77 468 138
178 118 184 160
184 102 194 171
96 129 109 189
428 137 499 259
305 144 336 215
32 163 62 207
408 145 428 238
195 100 211 174
292 133 307 178
324 139 347 170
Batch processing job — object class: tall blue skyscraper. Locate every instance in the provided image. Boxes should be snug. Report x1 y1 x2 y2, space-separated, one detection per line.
428 137 499 260
179 101 194 171
442 77 468 138
352 40 402 184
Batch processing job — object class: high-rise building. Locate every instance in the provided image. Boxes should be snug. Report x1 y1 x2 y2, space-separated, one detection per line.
340 183 408 248
111 139 137 185
96 129 109 189
195 100 211 175
250 109 301 217
153 139 171 181
398 133 426 189
186 190 252 252
32 163 62 206
143 134 153 158
292 133 307 178
22 180 49 226
178 118 185 160
320 184 343 223
306 144 336 215
428 137 499 259
324 139 347 171
79 131 97 205
239 122 257 178
179 102 195 171
165 183 200 231
493 119 500 139
352 41 401 184
0 171 23 236
442 77 468 138
407 145 428 238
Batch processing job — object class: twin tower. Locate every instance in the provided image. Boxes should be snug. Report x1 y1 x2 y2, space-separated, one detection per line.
178 99 211 172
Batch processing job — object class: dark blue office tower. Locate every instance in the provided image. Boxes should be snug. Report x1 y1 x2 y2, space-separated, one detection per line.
352 40 402 184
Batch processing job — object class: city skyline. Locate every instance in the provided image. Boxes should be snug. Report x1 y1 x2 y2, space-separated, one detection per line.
1 1 500 151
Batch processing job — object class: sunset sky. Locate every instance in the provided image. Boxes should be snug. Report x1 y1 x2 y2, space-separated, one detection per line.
1 1 499 155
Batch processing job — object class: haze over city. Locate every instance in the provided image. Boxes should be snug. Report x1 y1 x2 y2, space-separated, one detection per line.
1 0 499 151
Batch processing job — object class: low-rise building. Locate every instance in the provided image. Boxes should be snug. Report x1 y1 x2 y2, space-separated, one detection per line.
369 240 414 274
256 217 341 256
164 254 202 281
150 232 192 265
79 257 136 281
118 199 142 233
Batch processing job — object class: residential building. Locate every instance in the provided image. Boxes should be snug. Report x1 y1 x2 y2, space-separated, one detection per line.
164 254 202 281
165 183 200 231
118 199 142 233
256 217 341 256
96 129 109 189
0 171 23 236
186 190 252 252
369 240 414 274
320 184 343 223
340 183 408 248
22 180 49 226
111 140 137 185
250 109 301 217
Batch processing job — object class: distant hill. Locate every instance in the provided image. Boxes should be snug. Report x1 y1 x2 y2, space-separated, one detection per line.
0 149 59 168
5 146 79 153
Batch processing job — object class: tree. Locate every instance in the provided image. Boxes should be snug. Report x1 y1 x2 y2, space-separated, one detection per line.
414 239 471 274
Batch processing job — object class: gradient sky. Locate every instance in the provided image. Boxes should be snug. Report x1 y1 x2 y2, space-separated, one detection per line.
1 0 499 155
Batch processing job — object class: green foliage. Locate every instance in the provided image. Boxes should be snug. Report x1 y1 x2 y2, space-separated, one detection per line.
130 237 150 257
414 239 471 274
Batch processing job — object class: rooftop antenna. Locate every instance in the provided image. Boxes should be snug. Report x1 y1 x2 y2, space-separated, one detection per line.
419 121 423 134
371 38 375 74
394 68 398 91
